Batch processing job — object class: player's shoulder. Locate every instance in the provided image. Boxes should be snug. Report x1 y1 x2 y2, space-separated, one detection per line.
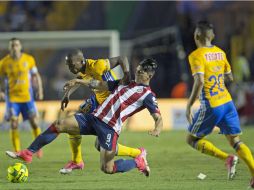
22 53 35 60
213 45 226 54
0 54 10 63
188 48 203 59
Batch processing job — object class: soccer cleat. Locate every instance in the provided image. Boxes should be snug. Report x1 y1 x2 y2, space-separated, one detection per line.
250 177 254 188
59 161 85 174
225 155 238 180
134 148 150 177
6 149 33 163
36 149 43 159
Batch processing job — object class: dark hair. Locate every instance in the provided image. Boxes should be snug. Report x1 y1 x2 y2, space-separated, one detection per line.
196 20 213 31
139 58 158 72
65 49 83 63
10 37 21 42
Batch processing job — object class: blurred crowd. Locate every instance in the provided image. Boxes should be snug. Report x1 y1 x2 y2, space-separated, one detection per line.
0 1 254 123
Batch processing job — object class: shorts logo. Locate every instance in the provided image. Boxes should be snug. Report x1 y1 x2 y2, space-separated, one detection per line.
105 134 111 147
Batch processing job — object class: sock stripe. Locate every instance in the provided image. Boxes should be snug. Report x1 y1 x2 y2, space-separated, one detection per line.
233 141 242 150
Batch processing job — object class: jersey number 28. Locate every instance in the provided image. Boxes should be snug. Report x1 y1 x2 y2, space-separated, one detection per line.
209 74 224 96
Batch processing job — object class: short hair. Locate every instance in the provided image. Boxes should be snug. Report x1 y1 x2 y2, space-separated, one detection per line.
10 37 21 42
196 21 214 41
65 49 83 63
139 58 158 72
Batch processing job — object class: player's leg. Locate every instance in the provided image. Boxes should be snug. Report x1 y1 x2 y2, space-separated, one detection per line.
187 105 229 160
24 101 43 158
93 116 149 176
10 117 20 152
6 102 21 152
186 134 229 160
94 137 142 158
226 135 254 179
61 98 94 174
6 114 80 163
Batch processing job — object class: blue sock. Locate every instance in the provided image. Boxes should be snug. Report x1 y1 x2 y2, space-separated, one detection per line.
114 159 136 173
28 124 59 153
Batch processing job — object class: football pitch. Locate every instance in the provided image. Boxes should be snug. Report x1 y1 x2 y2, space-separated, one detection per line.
1 127 254 190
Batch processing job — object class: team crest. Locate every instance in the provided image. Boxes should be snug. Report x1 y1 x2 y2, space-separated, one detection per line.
137 88 143 93
23 62 28 68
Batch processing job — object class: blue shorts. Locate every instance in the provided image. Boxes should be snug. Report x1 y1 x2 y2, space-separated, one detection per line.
74 113 118 151
5 100 37 121
79 95 98 113
188 101 241 138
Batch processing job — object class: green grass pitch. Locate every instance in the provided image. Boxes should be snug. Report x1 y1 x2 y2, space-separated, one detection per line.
0 127 254 190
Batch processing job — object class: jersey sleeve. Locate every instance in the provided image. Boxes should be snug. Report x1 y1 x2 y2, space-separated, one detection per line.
188 53 204 76
92 59 110 76
143 93 161 115
29 56 38 74
223 54 231 74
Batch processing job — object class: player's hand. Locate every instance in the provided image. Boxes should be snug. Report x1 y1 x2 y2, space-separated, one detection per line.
63 79 77 91
61 95 69 111
36 90 44 100
148 128 161 137
0 91 5 101
186 105 193 125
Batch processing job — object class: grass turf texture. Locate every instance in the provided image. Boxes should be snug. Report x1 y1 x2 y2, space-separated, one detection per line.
0 127 254 190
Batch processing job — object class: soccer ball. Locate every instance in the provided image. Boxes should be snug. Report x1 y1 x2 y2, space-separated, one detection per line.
7 163 29 183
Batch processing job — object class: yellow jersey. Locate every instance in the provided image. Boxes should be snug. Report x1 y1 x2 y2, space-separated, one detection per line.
78 59 111 104
188 46 232 108
0 53 38 102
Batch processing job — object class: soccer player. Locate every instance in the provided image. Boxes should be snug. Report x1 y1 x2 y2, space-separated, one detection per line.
6 58 163 176
0 38 43 158
59 49 150 174
186 21 254 188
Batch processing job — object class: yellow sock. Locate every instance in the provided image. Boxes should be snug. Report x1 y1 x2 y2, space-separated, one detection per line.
69 134 83 163
236 143 254 176
10 129 21 152
116 143 141 158
32 127 41 139
195 139 228 160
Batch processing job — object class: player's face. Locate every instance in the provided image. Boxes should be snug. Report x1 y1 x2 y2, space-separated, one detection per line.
67 55 84 74
9 40 22 55
135 65 150 82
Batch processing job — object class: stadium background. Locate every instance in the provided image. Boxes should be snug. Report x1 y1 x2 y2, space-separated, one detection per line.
1 2 254 190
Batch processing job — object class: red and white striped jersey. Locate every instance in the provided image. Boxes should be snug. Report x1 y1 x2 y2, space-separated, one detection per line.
93 81 160 135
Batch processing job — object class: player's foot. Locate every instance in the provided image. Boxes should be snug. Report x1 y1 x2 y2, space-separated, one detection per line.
134 148 150 177
6 149 33 163
59 161 85 174
36 149 43 159
225 155 238 180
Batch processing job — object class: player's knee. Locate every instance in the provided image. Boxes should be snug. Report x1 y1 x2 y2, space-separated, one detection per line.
54 120 64 133
186 135 198 148
94 138 100 152
10 118 18 129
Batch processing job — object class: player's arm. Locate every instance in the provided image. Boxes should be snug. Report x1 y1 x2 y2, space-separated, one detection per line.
224 54 233 83
186 74 204 124
0 78 5 101
108 56 131 84
148 113 163 137
224 72 233 83
0 61 5 100
63 78 119 92
31 72 44 100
